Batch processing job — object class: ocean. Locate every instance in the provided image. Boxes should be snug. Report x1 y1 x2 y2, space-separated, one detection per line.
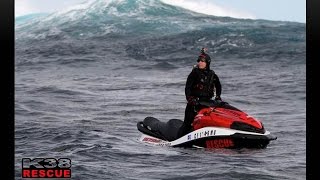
15 0 306 179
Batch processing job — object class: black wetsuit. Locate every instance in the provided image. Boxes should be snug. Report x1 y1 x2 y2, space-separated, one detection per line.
177 67 221 138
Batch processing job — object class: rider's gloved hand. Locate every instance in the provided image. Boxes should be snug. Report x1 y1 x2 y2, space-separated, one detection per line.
187 96 199 106
214 96 222 101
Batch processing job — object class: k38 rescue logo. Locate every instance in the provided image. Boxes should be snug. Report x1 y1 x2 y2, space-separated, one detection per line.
22 158 71 178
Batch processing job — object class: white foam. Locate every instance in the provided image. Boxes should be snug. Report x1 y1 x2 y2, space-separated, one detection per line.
160 0 256 19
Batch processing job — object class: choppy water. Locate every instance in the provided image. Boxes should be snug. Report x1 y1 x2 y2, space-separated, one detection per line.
15 0 306 179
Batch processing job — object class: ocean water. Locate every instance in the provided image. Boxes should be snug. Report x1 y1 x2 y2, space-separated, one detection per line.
15 0 306 179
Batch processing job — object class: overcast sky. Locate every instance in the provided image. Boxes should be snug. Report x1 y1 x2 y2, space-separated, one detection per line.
15 0 306 23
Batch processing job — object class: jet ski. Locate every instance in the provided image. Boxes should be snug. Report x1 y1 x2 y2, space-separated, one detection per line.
137 100 277 149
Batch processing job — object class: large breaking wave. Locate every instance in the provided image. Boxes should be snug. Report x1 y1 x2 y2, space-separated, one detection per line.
15 0 305 66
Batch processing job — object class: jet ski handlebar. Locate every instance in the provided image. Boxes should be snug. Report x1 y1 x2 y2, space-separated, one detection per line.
198 99 227 107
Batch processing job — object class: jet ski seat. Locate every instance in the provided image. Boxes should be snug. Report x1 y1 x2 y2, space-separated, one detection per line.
140 117 183 141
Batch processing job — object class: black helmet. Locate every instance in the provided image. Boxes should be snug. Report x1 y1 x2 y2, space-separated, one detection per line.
197 48 211 69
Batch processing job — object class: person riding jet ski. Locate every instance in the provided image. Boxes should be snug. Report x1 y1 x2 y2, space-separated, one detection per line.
177 48 222 138
137 48 277 148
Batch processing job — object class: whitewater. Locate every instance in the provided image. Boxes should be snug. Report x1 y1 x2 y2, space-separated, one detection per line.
15 0 306 179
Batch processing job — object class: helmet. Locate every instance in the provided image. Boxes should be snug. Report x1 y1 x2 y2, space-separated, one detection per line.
197 48 211 68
